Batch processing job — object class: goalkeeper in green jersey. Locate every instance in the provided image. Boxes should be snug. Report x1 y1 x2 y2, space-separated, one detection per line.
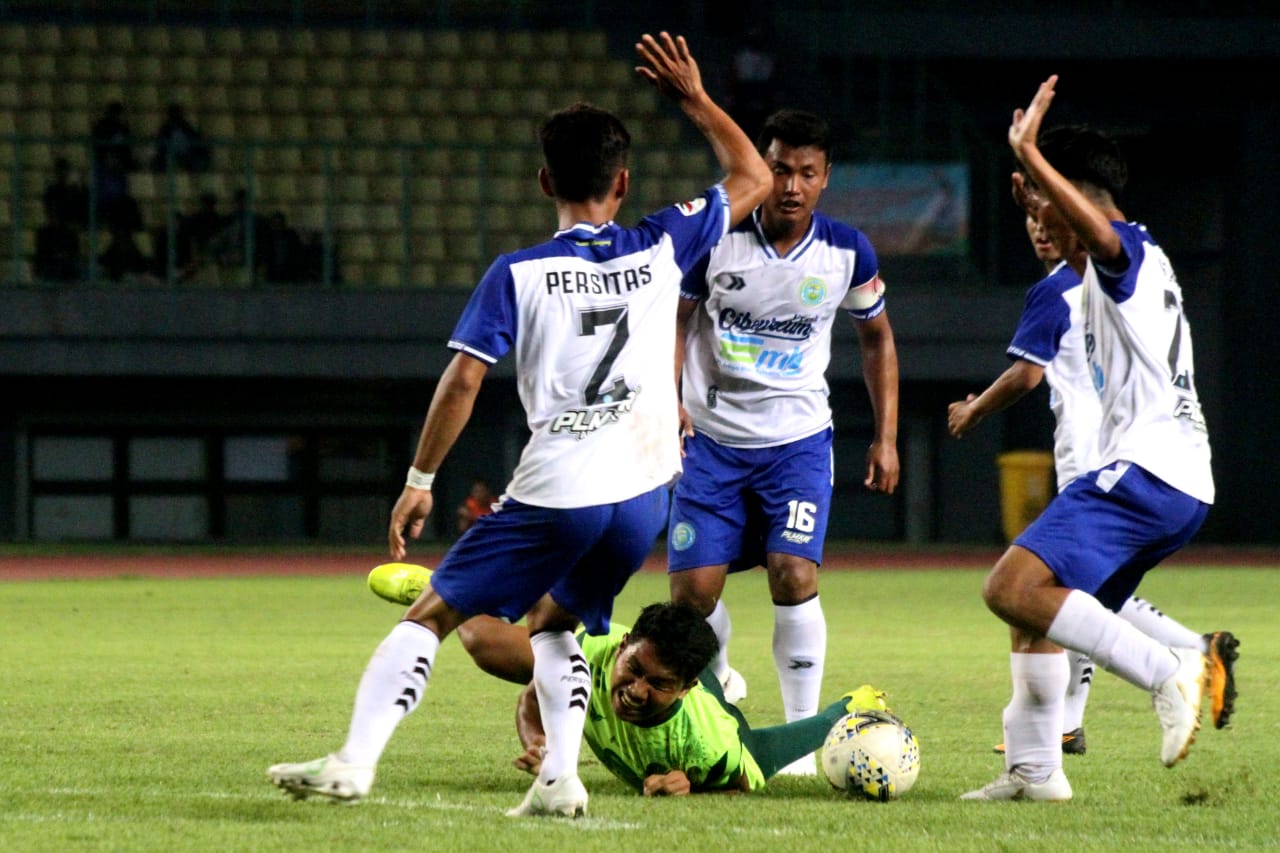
369 564 887 794
514 601 887 795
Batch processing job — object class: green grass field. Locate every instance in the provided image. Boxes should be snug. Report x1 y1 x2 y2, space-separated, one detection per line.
1 562 1275 852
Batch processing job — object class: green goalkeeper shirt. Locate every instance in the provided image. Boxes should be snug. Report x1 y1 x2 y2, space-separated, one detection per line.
578 626 766 793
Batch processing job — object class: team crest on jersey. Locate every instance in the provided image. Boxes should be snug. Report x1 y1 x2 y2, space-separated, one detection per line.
676 198 707 216
671 522 696 551
799 276 827 306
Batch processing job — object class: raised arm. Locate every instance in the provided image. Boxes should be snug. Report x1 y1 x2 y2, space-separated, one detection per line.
636 32 770 226
1008 76 1123 266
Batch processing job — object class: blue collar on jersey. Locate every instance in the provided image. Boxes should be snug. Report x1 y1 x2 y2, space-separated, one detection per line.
555 221 618 240
751 208 818 261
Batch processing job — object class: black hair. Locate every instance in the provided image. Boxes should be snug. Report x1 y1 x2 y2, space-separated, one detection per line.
627 601 720 685
756 109 833 163
1036 124 1128 203
538 102 631 203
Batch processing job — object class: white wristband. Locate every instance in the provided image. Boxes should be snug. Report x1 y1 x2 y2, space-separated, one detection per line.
405 467 435 490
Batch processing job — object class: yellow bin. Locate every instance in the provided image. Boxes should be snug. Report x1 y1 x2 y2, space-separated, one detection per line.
996 450 1055 542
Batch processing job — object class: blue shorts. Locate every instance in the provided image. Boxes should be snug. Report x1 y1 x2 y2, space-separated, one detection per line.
1014 461 1209 612
430 485 669 635
667 428 833 574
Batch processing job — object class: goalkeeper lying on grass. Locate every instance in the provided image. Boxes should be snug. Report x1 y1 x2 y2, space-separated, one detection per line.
370 563 887 794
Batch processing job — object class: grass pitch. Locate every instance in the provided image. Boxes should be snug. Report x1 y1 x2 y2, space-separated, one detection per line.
0 560 1274 852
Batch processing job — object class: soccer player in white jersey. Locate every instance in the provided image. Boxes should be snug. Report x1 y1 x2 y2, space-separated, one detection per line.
949 192 1237 761
266 32 771 817
961 75 1229 802
667 109 900 774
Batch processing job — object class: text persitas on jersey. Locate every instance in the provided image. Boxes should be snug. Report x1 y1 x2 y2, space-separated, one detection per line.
545 264 652 296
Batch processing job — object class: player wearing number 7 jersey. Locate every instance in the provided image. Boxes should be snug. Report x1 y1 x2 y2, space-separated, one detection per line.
266 32 770 817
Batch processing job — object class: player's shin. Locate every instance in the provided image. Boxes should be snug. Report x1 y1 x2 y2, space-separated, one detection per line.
338 621 440 767
530 630 591 783
1003 652 1069 781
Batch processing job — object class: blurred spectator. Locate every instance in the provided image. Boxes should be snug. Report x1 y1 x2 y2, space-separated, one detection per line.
150 103 211 174
43 157 89 229
299 229 339 285
91 101 138 173
729 27 778 139
34 209 84 282
99 221 151 282
176 191 228 278
209 188 266 271
262 211 306 284
93 150 142 233
455 479 497 536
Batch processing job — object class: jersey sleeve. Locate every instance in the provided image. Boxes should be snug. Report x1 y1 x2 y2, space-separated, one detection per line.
643 185 731 273
1006 273 1073 366
446 255 518 363
837 229 884 320
1093 221 1147 303
680 250 712 301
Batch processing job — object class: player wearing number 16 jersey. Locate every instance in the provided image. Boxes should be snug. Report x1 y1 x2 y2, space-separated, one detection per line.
667 110 900 775
267 32 771 816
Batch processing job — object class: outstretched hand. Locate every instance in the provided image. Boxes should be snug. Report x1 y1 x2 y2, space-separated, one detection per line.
1009 75 1058 164
635 32 705 104
388 486 434 560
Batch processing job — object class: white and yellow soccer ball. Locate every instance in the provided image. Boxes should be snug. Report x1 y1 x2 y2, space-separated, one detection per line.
821 709 920 801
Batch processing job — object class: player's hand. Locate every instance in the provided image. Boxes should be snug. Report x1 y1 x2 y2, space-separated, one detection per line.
947 394 980 438
642 770 692 797
678 403 694 456
864 439 900 494
1009 75 1057 163
512 742 546 776
635 32 705 105
388 486 435 560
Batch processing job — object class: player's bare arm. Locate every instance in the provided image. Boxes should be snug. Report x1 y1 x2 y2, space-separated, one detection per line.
1009 76 1123 265
854 310 900 493
389 352 489 559
947 360 1045 438
675 297 699 450
635 31 769 224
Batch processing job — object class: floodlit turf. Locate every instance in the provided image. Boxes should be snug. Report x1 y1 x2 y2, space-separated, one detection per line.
0 563 1274 851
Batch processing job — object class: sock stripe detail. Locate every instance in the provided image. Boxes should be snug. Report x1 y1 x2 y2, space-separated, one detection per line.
568 686 588 711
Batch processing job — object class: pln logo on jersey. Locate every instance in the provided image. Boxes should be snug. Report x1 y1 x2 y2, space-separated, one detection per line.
675 198 707 217
799 276 827 306
671 522 697 551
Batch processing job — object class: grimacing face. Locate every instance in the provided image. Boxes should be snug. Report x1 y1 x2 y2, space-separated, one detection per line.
760 139 830 236
609 636 693 725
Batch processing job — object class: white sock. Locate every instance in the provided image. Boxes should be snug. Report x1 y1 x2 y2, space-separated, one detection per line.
705 599 732 682
1003 651 1069 781
1062 653 1093 733
1119 596 1205 650
773 596 826 722
338 621 439 767
530 630 590 784
1046 590 1177 691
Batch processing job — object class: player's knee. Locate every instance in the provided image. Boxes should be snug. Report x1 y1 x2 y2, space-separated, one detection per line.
669 582 717 616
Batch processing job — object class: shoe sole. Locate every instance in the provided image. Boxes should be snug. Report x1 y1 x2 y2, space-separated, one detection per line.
992 731 1085 756
269 776 364 803
1206 632 1239 729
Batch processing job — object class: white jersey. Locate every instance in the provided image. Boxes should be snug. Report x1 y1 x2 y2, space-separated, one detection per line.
1083 221 1214 503
1006 261 1102 491
680 209 884 448
448 186 730 507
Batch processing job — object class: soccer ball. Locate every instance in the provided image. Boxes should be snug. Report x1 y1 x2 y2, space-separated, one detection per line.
821 709 920 801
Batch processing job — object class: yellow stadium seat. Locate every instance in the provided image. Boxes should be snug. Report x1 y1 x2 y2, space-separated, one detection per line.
101 25 136 55
272 113 308 141
341 87 375 115
458 59 490 89
334 175 369 202
167 56 201 85
206 56 236 86
376 87 410 115
52 110 88 137
238 114 271 140
272 57 308 87
0 24 29 54
306 86 339 115
367 204 401 233
410 262 438 288
385 59 415 87
267 89 302 116
135 27 171 55
354 29 390 56
209 28 245 56
127 54 165 83
424 30 462 58
318 29 353 56
571 31 609 57
504 31 535 59
389 30 425 58
230 86 265 113
64 24 99 54
295 174 328 202
313 58 348 87
197 84 231 114
171 27 208 56
535 31 571 58
411 88 445 115
238 58 271 86
463 30 499 56
263 145 304 173
310 115 347 141
246 29 281 56
349 59 380 88
203 112 236 139
343 233 376 264
282 29 317 55
29 23 62 53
